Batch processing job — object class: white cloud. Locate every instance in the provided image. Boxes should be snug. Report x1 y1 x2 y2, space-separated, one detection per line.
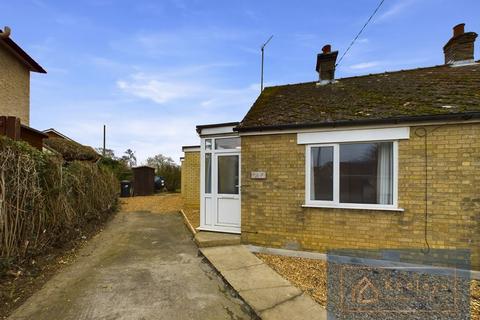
349 61 381 70
377 0 417 21
116 67 258 107
117 75 200 104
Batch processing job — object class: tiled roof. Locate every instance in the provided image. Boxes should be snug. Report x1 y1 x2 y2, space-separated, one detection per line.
237 63 480 131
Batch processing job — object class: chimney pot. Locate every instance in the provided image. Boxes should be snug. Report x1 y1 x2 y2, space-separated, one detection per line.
322 44 331 54
453 23 465 37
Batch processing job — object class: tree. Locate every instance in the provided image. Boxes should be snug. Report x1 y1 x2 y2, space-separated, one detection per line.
96 148 132 181
121 149 137 168
95 147 116 159
146 154 175 172
146 153 181 192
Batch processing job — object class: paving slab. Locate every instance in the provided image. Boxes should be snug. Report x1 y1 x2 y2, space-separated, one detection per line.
239 286 302 312
194 231 241 248
200 245 263 270
200 245 327 320
260 293 327 320
222 263 292 291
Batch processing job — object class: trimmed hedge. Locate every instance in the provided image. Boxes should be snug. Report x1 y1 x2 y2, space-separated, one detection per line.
44 137 100 162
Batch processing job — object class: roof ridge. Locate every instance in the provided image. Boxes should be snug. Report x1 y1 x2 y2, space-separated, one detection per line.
263 62 474 90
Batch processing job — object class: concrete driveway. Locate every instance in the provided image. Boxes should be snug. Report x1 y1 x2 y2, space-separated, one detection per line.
9 211 253 320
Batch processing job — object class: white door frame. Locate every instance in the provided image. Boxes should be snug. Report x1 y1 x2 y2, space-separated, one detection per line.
199 135 241 234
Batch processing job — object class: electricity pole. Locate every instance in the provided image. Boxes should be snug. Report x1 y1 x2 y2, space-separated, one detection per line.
261 35 273 92
103 125 106 156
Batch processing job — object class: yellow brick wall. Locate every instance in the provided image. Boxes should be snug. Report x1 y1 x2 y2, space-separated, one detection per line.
181 151 200 210
0 44 30 125
241 123 480 269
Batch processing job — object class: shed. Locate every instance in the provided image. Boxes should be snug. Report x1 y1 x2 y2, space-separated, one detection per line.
132 166 155 196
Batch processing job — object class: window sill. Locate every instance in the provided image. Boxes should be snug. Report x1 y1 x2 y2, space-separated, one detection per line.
302 203 404 212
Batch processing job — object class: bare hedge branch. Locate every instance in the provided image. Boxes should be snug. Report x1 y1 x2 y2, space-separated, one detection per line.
0 137 118 267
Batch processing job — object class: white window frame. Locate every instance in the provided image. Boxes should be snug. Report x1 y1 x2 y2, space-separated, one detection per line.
304 141 402 211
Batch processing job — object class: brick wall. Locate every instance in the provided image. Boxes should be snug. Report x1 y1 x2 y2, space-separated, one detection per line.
0 45 30 125
181 151 200 210
241 123 480 269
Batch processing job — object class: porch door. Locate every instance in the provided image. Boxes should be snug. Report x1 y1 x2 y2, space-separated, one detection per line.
214 153 241 229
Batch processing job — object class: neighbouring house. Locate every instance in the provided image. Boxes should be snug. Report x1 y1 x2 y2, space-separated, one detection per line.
184 23 480 269
0 116 48 150
0 26 46 126
43 128 76 141
0 26 47 149
181 145 201 209
41 128 100 162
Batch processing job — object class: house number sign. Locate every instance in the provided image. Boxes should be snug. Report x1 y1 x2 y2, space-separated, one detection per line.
251 171 266 179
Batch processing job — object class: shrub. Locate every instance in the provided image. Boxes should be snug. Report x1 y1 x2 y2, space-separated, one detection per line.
0 137 118 269
97 156 132 181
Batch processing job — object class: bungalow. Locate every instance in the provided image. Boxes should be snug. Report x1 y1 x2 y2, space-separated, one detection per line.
182 23 480 269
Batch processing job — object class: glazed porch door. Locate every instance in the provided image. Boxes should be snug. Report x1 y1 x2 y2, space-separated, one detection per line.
213 153 241 230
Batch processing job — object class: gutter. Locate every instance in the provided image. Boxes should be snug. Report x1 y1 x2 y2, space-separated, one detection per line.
235 112 480 133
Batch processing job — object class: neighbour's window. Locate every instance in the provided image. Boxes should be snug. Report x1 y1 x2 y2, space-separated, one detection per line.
308 141 395 207
205 153 212 193
215 137 240 150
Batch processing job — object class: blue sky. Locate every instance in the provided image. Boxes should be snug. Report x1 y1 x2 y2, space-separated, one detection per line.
2 0 479 163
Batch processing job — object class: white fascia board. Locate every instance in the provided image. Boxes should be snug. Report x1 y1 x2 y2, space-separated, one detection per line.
297 127 410 144
183 147 200 152
200 125 237 136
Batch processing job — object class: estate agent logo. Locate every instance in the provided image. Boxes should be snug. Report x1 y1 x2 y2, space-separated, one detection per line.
327 249 471 320
351 276 379 305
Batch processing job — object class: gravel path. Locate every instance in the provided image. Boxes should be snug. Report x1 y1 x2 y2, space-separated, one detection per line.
120 193 183 213
257 253 479 319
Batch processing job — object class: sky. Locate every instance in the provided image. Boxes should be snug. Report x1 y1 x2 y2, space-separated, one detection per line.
2 0 479 163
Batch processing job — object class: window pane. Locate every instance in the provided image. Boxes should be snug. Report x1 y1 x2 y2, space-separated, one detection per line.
218 155 239 194
205 153 212 193
339 142 393 204
205 139 212 150
311 146 334 201
215 138 240 150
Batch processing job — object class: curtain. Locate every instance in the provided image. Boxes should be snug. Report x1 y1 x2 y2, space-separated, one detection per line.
377 143 393 204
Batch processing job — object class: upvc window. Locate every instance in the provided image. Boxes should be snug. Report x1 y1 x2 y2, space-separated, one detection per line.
305 141 399 210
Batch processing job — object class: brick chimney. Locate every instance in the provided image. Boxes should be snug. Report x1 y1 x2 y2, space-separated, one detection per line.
316 44 338 85
443 23 477 65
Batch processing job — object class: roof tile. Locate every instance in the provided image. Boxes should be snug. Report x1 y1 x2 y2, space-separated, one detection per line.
238 63 480 130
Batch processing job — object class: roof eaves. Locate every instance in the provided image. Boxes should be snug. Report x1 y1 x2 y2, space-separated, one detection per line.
21 124 49 137
237 112 480 132
43 128 74 141
196 121 240 134
182 145 200 151
0 36 47 73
